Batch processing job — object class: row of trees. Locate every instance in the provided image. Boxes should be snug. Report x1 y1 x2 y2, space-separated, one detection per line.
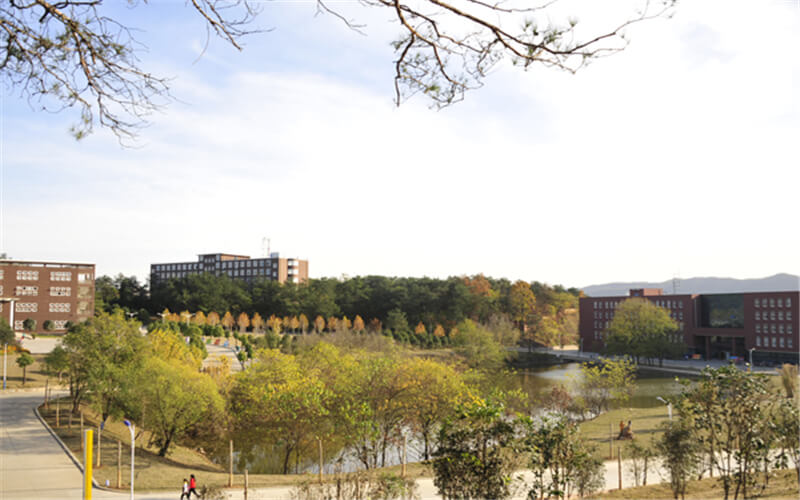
97 273 581 347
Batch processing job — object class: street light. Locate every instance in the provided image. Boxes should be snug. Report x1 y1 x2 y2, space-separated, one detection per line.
748 348 755 372
656 396 672 421
3 343 7 390
123 419 135 500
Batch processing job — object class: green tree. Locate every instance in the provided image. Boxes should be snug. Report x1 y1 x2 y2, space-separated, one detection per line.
522 415 603 499
677 365 773 500
657 419 702 500
16 352 34 385
43 320 55 332
22 318 36 333
44 345 69 382
605 298 682 365
385 308 410 336
574 359 636 417
61 311 146 421
0 318 17 347
452 320 507 371
432 400 519 500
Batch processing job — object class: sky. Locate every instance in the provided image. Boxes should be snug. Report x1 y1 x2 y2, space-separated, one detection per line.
1 0 798 289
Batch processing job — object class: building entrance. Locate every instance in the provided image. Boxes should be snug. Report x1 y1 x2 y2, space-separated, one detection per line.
697 336 746 361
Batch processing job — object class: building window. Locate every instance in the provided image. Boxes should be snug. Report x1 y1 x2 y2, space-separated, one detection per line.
16 302 38 312
14 320 23 330
787 298 792 307
0 285 3 295
777 298 783 308
771 337 776 348
778 311 784 321
789 338 793 348
0 270 3 279
779 338 785 348
679 301 683 309
771 324 777 334
50 286 71 296
15 285 38 296
779 324 784 334
769 298 775 308
78 273 92 283
788 311 793 321
755 298 760 307
770 311 776 321
17 270 39 280
50 303 71 313
755 311 761 320
756 336 761 346
756 324 761 333
53 320 69 330
51 271 72 281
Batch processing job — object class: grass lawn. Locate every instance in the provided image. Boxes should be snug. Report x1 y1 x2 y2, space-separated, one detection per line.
578 406 670 462
2 353 51 389
600 468 800 499
38 399 432 493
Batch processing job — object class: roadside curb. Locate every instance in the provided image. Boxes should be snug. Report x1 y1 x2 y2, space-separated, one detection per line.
33 405 118 492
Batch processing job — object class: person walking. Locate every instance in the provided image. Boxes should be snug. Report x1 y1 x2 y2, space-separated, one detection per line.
180 478 190 500
188 474 200 498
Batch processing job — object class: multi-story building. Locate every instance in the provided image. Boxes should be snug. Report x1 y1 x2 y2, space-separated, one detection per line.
0 259 96 333
580 288 799 364
150 252 308 285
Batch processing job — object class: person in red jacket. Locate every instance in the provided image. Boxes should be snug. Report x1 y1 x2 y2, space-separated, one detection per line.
188 474 200 498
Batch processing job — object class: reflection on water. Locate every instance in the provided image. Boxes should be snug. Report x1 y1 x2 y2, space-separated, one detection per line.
518 362 694 408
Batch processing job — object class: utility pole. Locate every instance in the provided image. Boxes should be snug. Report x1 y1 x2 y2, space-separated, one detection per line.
3 343 6 390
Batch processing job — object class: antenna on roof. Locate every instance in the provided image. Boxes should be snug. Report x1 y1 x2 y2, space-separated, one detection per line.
672 271 681 295
262 237 270 258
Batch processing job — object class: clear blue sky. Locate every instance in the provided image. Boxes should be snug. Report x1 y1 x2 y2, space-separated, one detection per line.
1 0 798 289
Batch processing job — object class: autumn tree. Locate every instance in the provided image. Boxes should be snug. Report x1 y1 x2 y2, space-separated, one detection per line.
414 322 427 336
299 313 309 334
433 324 445 338
206 311 220 327
237 312 250 332
193 311 207 326
314 315 325 334
179 310 192 324
251 312 264 333
352 315 365 333
221 311 235 331
290 315 300 333
367 318 382 334
339 316 351 333
1 0 675 141
268 315 283 335
327 316 338 333
508 280 536 332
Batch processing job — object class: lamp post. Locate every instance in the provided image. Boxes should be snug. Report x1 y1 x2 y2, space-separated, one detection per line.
123 420 135 500
656 396 672 421
3 343 7 390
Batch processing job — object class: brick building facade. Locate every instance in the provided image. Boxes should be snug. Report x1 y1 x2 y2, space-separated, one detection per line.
580 288 799 364
0 259 95 334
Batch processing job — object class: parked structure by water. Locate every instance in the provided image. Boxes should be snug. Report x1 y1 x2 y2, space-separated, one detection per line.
580 288 799 365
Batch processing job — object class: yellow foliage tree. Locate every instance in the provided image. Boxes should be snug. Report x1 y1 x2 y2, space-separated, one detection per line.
353 315 365 333
148 328 203 370
314 315 325 334
299 314 309 334
290 316 300 333
237 312 250 332
340 316 352 332
207 311 220 326
180 310 192 324
433 324 445 337
268 315 282 335
415 322 427 335
193 311 207 326
251 312 264 333
221 311 234 330
327 316 338 333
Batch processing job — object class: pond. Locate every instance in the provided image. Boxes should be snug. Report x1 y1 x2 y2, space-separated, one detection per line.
225 362 695 474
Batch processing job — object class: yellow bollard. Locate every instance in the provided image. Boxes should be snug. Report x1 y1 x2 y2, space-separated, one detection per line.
84 429 93 500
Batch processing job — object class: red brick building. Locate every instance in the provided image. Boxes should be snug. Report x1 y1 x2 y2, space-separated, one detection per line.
580 288 799 364
0 259 95 334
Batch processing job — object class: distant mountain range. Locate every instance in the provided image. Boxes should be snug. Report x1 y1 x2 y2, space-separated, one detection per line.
581 273 800 297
